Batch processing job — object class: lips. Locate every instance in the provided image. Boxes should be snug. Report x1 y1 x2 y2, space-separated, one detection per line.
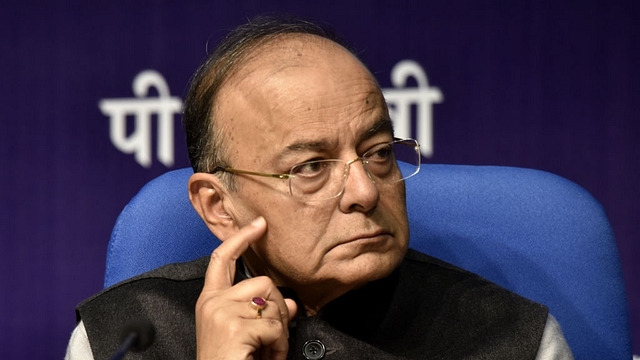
342 229 391 245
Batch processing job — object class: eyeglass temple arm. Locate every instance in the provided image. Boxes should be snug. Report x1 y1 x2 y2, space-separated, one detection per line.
212 166 293 180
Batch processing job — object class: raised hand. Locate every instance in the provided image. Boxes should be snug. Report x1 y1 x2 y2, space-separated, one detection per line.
195 216 298 360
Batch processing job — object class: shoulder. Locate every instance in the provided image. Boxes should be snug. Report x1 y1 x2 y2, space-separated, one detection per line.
401 248 523 292
399 248 496 289
400 249 547 312
403 247 477 273
75 257 209 359
110 255 210 287
78 256 210 320
394 249 550 357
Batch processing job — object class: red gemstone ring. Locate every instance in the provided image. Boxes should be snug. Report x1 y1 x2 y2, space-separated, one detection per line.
251 297 267 319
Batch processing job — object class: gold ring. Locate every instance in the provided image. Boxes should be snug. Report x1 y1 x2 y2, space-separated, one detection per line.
251 297 267 319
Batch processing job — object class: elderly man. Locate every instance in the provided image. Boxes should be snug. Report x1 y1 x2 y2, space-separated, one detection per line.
67 17 573 359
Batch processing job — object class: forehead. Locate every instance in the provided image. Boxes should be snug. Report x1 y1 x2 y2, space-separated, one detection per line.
215 34 390 164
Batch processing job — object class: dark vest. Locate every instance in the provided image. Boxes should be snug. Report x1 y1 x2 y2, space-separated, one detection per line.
77 249 548 359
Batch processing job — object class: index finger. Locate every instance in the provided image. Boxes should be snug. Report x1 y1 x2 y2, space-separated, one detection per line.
203 216 267 291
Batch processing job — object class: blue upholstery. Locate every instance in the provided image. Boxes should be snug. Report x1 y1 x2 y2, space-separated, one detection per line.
104 165 631 359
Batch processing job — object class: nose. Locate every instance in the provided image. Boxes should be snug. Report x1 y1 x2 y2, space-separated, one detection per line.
338 158 379 213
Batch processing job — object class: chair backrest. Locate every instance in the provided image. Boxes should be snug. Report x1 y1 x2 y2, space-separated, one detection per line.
104 165 631 359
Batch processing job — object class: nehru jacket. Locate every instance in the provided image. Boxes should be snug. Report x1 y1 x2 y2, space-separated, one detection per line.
74 249 552 359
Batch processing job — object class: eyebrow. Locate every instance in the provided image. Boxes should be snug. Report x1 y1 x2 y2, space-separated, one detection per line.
285 140 332 153
276 118 395 163
272 140 332 167
360 118 394 143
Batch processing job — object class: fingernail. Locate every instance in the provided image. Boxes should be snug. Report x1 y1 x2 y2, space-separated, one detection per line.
251 216 265 226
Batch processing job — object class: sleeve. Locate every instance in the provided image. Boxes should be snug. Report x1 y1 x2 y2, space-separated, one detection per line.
65 321 95 360
534 314 574 360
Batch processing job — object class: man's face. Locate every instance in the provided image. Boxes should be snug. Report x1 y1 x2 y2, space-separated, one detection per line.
214 35 409 306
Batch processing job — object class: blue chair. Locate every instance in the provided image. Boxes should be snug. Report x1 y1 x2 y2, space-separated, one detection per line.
104 165 631 359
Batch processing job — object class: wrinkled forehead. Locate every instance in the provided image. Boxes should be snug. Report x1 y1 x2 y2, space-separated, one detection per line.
213 33 389 163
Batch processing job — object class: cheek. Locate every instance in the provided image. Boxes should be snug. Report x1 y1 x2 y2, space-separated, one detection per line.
263 204 333 251
381 182 408 216
257 204 336 275
233 178 293 220
381 185 410 245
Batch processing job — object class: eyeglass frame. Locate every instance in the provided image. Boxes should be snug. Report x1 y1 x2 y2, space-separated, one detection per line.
211 138 420 200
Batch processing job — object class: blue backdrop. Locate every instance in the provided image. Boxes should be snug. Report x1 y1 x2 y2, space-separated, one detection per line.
1 1 638 358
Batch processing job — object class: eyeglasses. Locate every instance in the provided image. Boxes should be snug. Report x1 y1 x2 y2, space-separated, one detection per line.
212 138 420 201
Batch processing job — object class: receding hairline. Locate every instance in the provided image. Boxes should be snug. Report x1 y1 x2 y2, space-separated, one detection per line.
210 31 377 145
218 32 363 92
183 17 376 178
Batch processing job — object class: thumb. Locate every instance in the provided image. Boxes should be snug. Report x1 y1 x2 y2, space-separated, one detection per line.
284 298 298 322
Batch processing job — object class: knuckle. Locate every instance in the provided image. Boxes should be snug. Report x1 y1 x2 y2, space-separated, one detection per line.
209 250 225 266
195 296 216 316
196 299 237 328
253 275 275 289
224 318 245 337
196 294 224 317
265 318 284 332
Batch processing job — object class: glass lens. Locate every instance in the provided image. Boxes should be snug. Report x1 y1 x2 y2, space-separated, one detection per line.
363 142 401 182
365 140 419 183
289 160 346 201
392 139 420 181
288 139 420 201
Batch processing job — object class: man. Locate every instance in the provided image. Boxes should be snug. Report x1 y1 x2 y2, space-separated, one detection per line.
67 17 573 359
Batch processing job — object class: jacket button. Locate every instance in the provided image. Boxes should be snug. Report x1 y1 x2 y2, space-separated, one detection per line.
302 339 326 359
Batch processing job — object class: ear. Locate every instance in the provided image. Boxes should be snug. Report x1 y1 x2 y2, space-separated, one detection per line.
188 172 238 241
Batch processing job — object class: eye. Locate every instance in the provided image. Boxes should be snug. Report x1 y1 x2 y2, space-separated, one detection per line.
291 160 330 177
365 143 394 163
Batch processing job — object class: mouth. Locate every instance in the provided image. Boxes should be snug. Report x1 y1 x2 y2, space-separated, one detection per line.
341 229 392 246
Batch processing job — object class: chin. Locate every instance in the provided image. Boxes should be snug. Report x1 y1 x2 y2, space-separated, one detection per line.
338 250 405 285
